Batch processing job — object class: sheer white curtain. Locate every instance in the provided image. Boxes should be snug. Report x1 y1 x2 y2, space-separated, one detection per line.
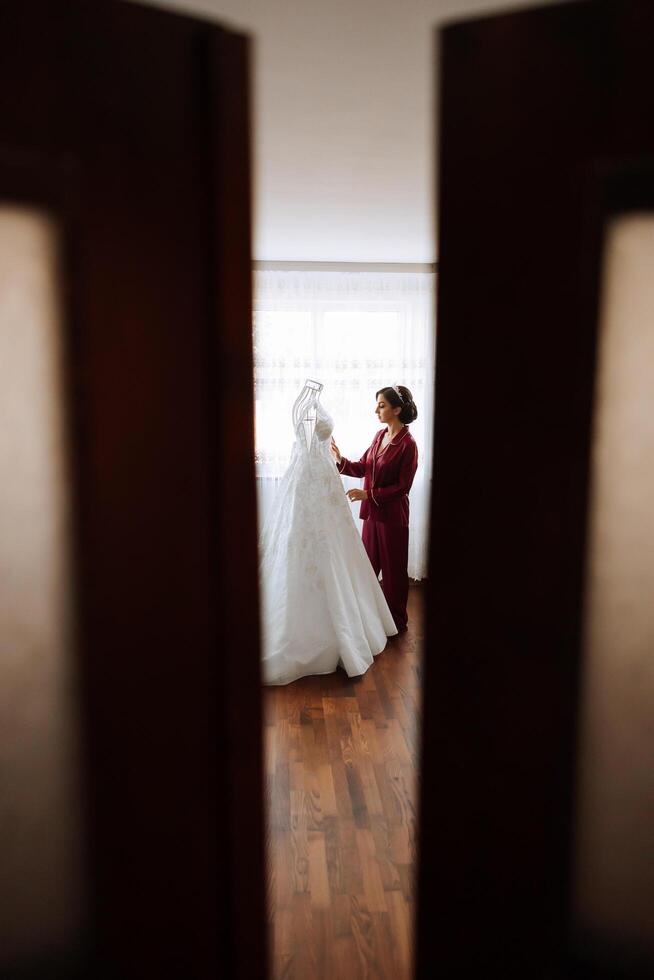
253 268 436 580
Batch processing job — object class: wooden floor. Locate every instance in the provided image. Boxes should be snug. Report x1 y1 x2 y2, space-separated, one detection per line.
263 584 423 980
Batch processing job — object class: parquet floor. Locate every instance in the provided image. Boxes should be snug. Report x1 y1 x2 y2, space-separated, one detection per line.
263 585 423 980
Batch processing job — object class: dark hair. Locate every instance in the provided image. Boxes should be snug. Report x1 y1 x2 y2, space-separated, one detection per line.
375 385 418 425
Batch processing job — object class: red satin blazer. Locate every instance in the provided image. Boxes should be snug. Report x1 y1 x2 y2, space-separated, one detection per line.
337 426 418 526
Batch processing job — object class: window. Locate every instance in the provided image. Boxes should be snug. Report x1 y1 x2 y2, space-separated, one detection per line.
254 269 435 579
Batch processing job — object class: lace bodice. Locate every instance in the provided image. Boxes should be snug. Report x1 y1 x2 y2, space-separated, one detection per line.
295 402 334 451
291 380 331 452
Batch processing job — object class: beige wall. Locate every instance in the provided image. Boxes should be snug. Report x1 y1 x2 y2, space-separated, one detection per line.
135 0 566 262
0 208 84 963
574 214 654 951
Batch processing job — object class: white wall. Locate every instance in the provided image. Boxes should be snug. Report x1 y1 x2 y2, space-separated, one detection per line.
136 0 566 262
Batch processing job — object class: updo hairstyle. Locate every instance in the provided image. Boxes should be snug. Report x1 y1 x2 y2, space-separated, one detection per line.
376 385 418 425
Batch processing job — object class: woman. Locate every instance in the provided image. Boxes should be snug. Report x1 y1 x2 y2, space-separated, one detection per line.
331 385 418 632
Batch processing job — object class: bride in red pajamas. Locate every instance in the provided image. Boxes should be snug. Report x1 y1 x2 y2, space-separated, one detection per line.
331 385 418 632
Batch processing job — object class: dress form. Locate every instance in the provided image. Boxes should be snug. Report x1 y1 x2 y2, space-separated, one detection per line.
292 378 323 450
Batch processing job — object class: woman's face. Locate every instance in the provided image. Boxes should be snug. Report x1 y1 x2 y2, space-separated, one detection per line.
375 395 400 425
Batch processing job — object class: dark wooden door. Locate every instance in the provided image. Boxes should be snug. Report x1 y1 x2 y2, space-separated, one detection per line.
417 2 654 978
0 2 265 978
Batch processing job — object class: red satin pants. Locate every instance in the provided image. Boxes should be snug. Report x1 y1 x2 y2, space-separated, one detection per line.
361 520 410 631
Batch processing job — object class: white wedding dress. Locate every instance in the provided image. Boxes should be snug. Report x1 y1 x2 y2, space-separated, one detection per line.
260 388 397 685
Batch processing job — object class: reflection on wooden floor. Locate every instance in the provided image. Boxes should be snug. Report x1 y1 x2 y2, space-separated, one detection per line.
264 584 423 980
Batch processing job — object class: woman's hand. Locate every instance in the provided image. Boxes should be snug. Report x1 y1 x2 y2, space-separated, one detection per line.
330 437 342 463
346 488 368 502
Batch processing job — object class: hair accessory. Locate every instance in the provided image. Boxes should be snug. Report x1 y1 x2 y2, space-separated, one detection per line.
391 384 404 403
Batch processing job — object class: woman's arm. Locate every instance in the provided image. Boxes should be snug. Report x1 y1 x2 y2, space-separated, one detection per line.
370 442 418 506
332 437 368 478
338 455 367 478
